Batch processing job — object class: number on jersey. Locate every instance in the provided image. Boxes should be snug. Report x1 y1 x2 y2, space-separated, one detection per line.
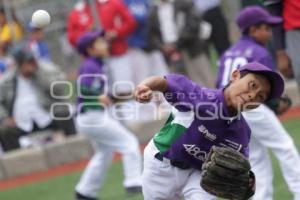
221 57 248 87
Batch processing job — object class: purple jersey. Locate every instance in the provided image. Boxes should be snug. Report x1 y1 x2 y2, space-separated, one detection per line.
153 74 251 171
216 36 274 88
77 57 107 113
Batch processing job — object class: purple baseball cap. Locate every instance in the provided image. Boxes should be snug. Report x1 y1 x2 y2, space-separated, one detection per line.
76 29 105 56
238 62 284 100
236 6 282 33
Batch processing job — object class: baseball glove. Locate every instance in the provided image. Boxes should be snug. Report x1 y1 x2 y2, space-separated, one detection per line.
200 146 255 200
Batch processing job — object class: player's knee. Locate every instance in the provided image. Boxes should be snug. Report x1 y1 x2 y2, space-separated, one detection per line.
119 139 140 155
126 134 140 147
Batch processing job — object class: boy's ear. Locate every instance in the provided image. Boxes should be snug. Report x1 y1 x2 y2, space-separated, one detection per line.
86 46 93 56
249 26 256 35
231 70 242 82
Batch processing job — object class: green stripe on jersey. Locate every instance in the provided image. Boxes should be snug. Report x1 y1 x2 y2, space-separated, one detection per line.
154 108 194 153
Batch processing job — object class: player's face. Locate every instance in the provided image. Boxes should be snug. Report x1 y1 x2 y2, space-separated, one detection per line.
88 38 109 58
225 70 271 111
249 24 272 46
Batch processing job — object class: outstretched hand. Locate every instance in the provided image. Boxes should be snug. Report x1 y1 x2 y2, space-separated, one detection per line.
135 84 153 103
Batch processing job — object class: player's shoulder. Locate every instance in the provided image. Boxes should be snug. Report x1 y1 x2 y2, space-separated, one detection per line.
165 73 192 85
81 58 99 66
79 58 101 73
225 38 270 61
240 36 270 58
165 73 205 90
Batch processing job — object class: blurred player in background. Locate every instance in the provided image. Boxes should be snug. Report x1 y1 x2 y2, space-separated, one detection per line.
75 30 142 200
193 0 230 57
216 6 300 200
147 0 214 88
124 0 168 86
121 0 170 122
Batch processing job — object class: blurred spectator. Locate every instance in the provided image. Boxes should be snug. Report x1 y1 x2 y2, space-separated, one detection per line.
124 0 168 85
148 0 214 87
0 45 76 152
27 22 51 61
67 0 137 95
0 6 22 79
67 0 94 47
193 0 230 56
0 6 23 44
265 0 300 94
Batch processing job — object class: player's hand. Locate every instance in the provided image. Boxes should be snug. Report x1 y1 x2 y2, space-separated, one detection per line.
135 84 153 103
277 50 294 78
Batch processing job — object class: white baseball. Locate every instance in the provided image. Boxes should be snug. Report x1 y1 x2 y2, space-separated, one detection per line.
31 10 51 28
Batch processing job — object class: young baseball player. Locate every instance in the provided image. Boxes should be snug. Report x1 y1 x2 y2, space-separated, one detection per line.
74 30 142 200
135 61 284 199
216 6 300 200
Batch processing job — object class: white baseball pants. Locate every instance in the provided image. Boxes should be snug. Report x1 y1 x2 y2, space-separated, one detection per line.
243 104 300 200
142 140 216 200
75 110 142 198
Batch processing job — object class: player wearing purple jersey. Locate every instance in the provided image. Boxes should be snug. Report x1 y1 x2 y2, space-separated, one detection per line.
217 6 300 200
135 61 284 199
74 30 142 200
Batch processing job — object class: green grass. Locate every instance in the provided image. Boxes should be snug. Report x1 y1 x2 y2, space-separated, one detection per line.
0 163 143 200
0 117 299 200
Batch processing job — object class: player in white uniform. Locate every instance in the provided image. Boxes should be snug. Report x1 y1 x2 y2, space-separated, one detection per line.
74 30 142 200
216 6 300 200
